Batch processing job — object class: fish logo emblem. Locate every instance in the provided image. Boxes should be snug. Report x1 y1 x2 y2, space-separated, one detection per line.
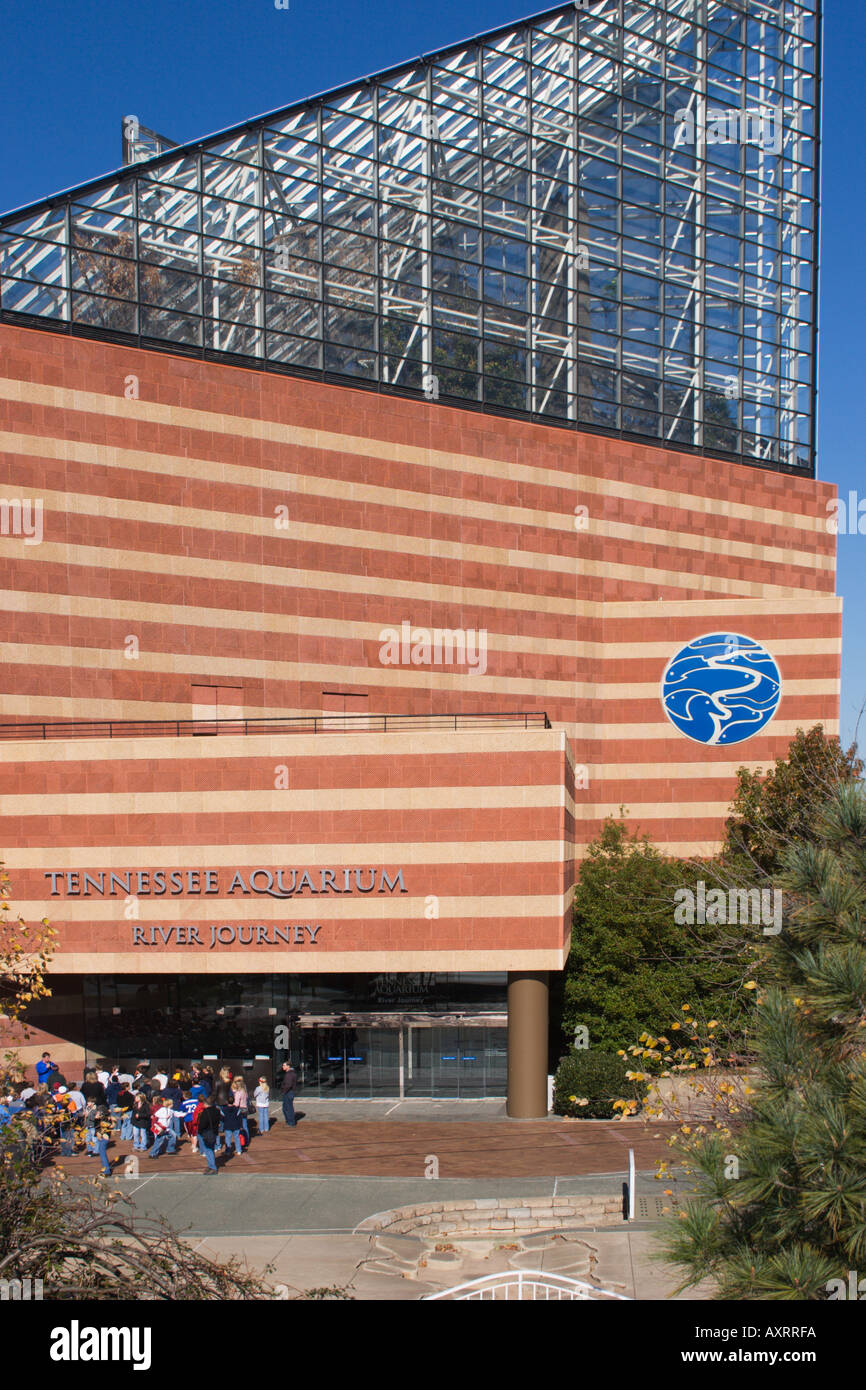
661 634 782 745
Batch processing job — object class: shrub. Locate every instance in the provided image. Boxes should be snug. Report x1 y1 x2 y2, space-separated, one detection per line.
553 1050 635 1119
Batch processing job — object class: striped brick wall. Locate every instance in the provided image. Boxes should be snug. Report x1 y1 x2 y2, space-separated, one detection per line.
0 729 575 974
0 322 841 874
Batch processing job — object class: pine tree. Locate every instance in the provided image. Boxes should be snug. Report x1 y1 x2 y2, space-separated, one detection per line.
662 782 866 1299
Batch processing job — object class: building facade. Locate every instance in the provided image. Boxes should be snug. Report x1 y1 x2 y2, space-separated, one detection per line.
0 1 832 1114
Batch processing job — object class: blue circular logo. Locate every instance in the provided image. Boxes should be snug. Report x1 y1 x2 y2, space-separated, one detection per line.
661 634 782 746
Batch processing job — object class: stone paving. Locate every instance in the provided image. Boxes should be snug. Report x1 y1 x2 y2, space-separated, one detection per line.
185 1227 705 1301
55 1113 678 1180
52 1104 700 1300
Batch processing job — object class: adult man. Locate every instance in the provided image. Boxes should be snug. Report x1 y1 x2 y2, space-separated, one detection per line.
195 1095 220 1175
280 1061 298 1128
35 1052 58 1088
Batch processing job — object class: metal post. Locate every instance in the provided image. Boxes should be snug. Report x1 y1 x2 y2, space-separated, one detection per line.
627 1148 636 1222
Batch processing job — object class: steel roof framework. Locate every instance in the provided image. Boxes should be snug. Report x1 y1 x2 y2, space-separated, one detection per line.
0 0 819 474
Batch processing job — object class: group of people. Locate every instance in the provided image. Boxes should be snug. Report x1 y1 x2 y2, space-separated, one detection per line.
0 1052 300 1177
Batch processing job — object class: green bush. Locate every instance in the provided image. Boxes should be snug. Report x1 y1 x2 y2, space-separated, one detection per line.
553 1050 635 1119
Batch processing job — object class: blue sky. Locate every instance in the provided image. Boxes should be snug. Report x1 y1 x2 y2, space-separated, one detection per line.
2 1 862 744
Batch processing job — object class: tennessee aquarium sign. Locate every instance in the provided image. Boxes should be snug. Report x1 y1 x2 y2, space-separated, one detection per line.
44 866 408 898
42 865 409 950
661 634 782 746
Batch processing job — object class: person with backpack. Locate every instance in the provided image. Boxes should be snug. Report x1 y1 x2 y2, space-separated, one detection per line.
149 1098 178 1159
232 1076 250 1144
195 1095 220 1175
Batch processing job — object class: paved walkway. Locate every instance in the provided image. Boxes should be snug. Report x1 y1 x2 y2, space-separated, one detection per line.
102 1170 669 1236
103 1170 698 1299
52 1106 696 1300
185 1227 702 1301
56 1114 677 1181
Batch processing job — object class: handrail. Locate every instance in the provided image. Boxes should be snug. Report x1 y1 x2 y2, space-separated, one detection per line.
422 1270 632 1301
0 711 553 742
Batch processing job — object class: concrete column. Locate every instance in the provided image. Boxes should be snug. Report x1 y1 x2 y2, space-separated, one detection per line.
506 970 549 1118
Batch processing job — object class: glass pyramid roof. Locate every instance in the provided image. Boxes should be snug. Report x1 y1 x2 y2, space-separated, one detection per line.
0 0 820 473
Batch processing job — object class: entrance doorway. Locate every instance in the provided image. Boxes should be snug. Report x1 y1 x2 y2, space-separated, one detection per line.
293 1019 507 1099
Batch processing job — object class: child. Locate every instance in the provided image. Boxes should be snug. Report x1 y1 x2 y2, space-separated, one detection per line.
171 1090 187 1142
180 1090 198 1151
220 1100 244 1157
254 1076 270 1134
116 1083 135 1141
232 1076 250 1143
149 1099 177 1159
92 1104 114 1177
83 1098 102 1154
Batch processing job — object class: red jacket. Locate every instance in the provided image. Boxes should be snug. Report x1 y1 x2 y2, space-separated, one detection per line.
189 1100 206 1135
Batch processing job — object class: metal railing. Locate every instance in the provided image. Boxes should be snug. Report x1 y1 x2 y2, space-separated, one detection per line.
0 711 552 742
422 1271 632 1301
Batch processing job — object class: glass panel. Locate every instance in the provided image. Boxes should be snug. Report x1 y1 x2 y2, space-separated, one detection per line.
0 0 818 472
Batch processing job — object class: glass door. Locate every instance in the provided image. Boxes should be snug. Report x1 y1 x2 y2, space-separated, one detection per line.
297 1025 401 1097
404 1025 508 1097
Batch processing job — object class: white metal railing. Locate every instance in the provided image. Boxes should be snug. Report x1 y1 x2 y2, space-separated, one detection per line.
422 1271 632 1301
